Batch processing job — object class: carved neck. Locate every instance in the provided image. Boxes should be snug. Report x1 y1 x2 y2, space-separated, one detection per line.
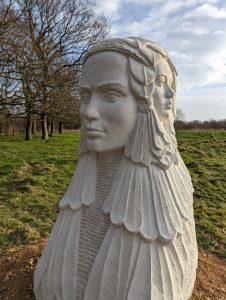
96 149 123 190
96 149 124 167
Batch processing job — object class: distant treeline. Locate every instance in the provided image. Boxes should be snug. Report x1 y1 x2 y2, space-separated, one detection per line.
0 117 80 136
174 119 226 130
1 118 226 136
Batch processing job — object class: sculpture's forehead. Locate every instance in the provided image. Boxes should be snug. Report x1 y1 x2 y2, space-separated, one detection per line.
80 51 129 88
155 59 173 81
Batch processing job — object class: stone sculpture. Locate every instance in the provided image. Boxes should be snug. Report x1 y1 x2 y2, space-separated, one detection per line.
34 37 198 300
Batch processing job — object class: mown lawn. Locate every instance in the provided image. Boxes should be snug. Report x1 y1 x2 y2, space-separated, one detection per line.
0 130 225 257
0 132 79 255
176 130 226 257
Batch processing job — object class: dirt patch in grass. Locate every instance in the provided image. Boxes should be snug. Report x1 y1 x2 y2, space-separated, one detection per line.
16 162 33 176
0 240 225 300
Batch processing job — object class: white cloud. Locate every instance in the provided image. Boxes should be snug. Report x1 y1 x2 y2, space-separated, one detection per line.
95 0 226 120
109 1 226 88
95 0 121 20
185 3 226 19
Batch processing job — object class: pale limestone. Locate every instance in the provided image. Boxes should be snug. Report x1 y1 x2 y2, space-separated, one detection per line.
34 37 198 300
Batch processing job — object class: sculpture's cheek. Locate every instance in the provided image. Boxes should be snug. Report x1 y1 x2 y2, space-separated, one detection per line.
84 97 137 153
153 59 174 122
152 88 171 122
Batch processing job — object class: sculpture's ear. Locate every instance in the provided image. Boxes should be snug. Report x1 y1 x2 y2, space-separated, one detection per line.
129 57 155 85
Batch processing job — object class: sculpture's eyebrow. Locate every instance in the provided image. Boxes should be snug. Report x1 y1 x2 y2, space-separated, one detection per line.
97 82 128 95
97 81 126 88
80 82 128 95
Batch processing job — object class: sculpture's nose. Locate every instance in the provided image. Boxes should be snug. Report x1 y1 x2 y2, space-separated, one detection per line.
83 96 100 122
165 84 174 99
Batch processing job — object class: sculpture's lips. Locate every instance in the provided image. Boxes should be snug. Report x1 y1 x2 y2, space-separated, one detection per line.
165 102 173 109
86 127 103 132
86 127 104 137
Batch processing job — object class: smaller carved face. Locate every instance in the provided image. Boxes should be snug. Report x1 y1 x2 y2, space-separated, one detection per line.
152 59 174 122
80 51 137 152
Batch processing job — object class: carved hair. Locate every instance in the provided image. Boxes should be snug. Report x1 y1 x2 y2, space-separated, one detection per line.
81 37 178 169
84 37 177 115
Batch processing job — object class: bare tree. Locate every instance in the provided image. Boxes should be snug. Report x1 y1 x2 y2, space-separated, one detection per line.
0 1 24 135
15 0 109 139
47 62 80 136
176 108 185 121
0 0 109 139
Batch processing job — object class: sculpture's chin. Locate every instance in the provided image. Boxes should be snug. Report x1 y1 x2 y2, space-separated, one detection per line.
158 110 171 122
86 141 104 152
85 135 104 152
86 139 125 153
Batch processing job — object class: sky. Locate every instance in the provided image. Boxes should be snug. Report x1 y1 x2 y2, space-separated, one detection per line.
95 0 226 121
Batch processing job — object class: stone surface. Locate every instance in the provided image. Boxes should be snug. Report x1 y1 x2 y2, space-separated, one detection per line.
34 37 198 300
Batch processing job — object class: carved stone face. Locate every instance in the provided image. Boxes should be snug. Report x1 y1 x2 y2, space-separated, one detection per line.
152 58 174 122
80 51 137 152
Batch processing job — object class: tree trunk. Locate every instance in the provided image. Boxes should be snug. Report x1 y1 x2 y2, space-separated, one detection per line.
3 123 7 135
32 118 37 134
47 121 51 135
8 119 16 136
49 121 55 137
41 114 49 140
11 120 15 136
6 120 11 136
58 121 63 134
25 117 32 140
6 119 14 136
0 123 3 135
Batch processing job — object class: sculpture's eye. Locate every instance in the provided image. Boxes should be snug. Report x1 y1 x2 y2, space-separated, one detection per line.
81 93 91 104
104 91 121 102
155 75 167 87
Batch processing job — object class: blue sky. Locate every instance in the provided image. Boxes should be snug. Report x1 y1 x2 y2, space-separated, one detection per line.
95 0 226 121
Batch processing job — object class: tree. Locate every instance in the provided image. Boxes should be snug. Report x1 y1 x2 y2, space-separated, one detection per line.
0 0 109 139
46 63 80 135
176 108 185 121
15 0 109 139
0 0 21 135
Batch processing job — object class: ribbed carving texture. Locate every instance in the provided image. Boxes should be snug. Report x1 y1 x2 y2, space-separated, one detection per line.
59 152 97 209
34 209 82 299
85 220 197 300
34 153 122 300
34 151 197 300
125 110 177 169
103 155 193 242
76 154 122 299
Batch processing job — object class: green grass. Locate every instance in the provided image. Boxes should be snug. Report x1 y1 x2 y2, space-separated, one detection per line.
0 130 225 257
0 132 79 255
176 130 226 257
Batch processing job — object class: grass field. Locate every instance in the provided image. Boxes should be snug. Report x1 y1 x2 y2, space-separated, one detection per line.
0 130 225 257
